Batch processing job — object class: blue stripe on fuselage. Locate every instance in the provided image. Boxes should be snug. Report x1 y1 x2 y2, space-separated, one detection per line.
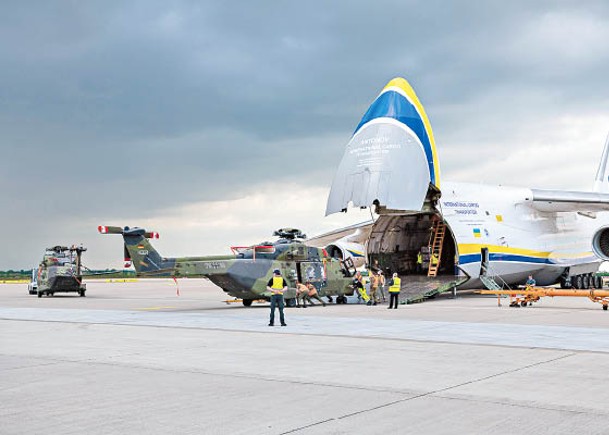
460 253 553 265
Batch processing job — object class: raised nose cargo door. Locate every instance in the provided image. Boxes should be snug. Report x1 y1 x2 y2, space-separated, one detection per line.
326 77 440 215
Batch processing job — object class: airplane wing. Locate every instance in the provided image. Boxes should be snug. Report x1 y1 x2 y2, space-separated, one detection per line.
528 189 609 212
306 220 374 247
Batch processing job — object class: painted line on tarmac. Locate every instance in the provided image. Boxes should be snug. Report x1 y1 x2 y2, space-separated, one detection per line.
3 307 609 354
136 306 179 311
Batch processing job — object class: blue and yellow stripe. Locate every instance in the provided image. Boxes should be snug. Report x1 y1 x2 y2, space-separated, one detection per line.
347 249 365 258
458 243 595 265
354 77 441 188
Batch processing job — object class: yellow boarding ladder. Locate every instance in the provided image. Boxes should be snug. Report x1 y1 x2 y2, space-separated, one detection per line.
427 220 446 277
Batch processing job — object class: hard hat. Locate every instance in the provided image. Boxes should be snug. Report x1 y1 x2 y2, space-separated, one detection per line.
273 269 281 274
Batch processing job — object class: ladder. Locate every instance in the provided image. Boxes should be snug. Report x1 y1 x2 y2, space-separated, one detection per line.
427 220 446 277
480 275 502 291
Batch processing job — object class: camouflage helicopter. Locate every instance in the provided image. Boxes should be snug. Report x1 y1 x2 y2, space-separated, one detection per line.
33 245 87 298
98 226 358 306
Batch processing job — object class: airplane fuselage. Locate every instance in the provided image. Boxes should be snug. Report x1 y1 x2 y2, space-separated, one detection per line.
440 181 603 288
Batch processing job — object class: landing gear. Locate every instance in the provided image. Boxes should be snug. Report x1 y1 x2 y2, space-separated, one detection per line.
604 305 608 311
242 299 253 307
567 274 603 290
595 276 604 289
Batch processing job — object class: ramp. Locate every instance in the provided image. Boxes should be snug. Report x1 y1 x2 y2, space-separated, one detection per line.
392 275 469 304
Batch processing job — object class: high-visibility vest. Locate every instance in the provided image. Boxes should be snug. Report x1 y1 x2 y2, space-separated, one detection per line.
389 277 401 293
417 253 422 264
431 254 439 265
271 276 285 291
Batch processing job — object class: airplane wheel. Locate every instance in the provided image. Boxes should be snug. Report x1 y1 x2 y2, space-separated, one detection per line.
286 298 296 308
242 299 253 307
79 290 86 297
596 276 603 289
520 301 527 307
573 275 582 289
603 305 608 311
583 275 590 289
37 291 42 298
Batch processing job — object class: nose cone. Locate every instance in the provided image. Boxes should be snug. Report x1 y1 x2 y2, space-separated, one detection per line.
326 77 440 215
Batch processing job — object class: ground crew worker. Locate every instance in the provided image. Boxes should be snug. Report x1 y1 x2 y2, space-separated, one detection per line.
306 282 326 306
525 275 536 288
416 250 423 273
430 252 439 267
387 272 401 309
266 269 288 326
369 272 380 305
378 270 386 302
295 280 309 308
353 272 371 305
362 272 373 306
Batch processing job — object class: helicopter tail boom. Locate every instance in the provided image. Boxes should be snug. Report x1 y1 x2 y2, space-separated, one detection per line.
98 226 174 276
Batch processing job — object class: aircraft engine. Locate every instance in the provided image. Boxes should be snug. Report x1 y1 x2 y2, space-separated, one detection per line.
592 226 609 260
325 241 367 268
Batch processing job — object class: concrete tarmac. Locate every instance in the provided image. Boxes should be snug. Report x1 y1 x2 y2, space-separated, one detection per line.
2 279 609 434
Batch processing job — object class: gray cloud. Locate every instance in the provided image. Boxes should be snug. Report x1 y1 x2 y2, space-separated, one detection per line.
2 1 609 268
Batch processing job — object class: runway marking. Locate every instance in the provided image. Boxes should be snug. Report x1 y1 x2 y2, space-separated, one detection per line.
3 307 609 354
136 306 178 311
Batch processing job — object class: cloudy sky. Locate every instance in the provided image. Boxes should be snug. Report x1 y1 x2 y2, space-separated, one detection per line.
2 1 609 269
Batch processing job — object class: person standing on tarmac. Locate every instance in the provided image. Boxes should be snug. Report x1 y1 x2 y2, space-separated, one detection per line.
267 269 288 326
387 272 401 309
378 270 386 303
369 272 380 305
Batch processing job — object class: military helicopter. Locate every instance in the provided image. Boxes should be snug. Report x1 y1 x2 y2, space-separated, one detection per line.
33 245 87 298
98 226 358 306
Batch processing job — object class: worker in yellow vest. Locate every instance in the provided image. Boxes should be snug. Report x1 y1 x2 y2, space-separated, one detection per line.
416 250 423 273
387 272 401 309
353 271 371 305
266 269 288 326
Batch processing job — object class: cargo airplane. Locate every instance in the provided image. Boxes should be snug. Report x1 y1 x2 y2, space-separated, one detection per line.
320 77 609 291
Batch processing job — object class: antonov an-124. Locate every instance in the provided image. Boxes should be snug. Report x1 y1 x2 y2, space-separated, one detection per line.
320 77 609 295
